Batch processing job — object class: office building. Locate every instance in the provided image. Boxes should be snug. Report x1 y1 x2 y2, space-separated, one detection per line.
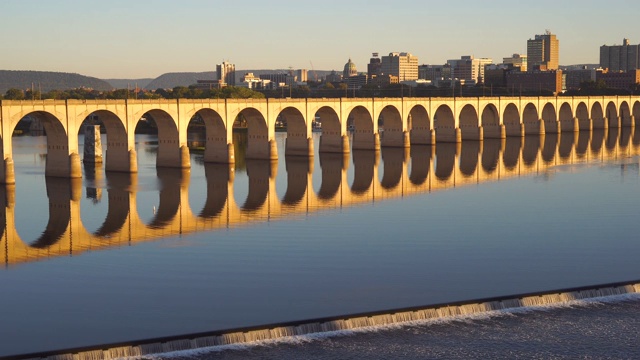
368 53 382 77
216 61 236 86
600 39 640 72
503 54 527 72
527 31 559 71
447 56 492 84
381 52 418 81
596 69 640 90
506 70 564 94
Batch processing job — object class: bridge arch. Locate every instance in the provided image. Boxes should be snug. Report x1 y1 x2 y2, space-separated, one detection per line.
236 107 273 160
134 109 186 169
522 103 540 135
187 108 229 163
481 104 501 138
541 103 558 134
408 105 431 145
619 101 632 127
503 103 521 137
576 102 590 131
278 107 311 157
378 105 405 147
434 105 457 142
349 106 377 151
459 104 481 141
606 101 619 128
591 102 605 129
316 106 346 153
77 110 130 172
558 103 575 132
633 101 640 126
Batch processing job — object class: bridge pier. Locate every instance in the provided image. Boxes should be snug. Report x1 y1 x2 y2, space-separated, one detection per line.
546 120 560 134
285 136 314 157
1 157 15 184
538 119 546 135
483 125 505 139
608 116 621 128
622 115 634 127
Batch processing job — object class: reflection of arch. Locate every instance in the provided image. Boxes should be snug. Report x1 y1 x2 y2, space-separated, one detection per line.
238 108 272 160
409 145 431 185
541 103 558 133
434 105 457 142
279 107 311 156
619 102 632 127
590 129 605 154
380 147 404 189
350 106 377 150
503 103 521 137
93 172 134 237
558 103 575 132
26 178 79 248
541 133 558 163
522 136 540 166
459 141 479 177
522 103 540 135
241 159 273 211
558 132 575 159
318 152 346 200
434 143 455 180
619 127 631 148
142 109 184 168
591 102 605 129
351 150 375 194
379 105 405 147
200 163 231 218
147 168 185 228
481 104 502 138
575 130 590 158
459 105 481 140
503 137 521 170
576 102 590 131
282 156 311 206
605 102 619 128
317 106 346 153
408 105 431 145
481 139 501 173
605 127 619 151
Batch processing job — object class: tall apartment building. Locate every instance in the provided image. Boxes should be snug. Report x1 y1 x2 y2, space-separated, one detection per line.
216 61 236 86
381 52 418 81
600 38 640 72
447 56 492 84
527 31 559 71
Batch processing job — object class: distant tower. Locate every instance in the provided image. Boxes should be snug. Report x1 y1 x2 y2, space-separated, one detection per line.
381 52 419 81
527 31 559 71
216 61 236 85
368 53 382 77
343 58 357 78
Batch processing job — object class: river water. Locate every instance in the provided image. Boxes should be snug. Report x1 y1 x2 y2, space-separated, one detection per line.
0 128 639 357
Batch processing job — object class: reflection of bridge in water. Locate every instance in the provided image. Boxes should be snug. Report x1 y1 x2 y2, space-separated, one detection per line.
2 128 640 267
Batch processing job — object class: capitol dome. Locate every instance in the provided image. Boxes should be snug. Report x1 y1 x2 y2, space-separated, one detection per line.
343 58 357 78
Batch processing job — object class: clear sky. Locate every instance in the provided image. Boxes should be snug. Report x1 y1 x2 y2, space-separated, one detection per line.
1 0 638 79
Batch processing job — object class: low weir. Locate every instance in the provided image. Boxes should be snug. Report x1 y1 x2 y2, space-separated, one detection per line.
7 280 640 360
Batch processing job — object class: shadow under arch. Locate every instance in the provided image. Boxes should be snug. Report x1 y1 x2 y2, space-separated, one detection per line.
434 105 456 142
138 109 183 168
481 104 501 138
408 105 431 145
350 106 377 150
189 108 228 163
541 103 558 133
318 152 348 200
481 138 501 174
591 102 605 129
380 147 406 190
503 103 521 136
145 168 188 229
281 156 312 206
91 171 136 238
199 163 232 219
522 103 540 135
459 141 479 177
434 143 456 180
279 107 310 156
379 105 404 147
459 104 480 140
317 106 344 153
503 137 522 170
576 102 590 131
351 149 376 194
409 145 432 186
241 159 275 212
26 177 81 249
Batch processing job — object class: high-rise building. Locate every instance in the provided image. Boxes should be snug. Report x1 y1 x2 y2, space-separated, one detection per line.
447 56 492 84
368 53 382 77
216 61 236 86
600 39 640 72
296 69 308 82
381 52 418 81
343 58 358 78
527 31 559 71
503 54 527 72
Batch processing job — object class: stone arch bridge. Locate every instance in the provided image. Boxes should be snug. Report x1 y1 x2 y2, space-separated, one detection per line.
0 96 639 184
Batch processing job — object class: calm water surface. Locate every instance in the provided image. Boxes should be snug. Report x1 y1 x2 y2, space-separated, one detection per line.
0 129 639 356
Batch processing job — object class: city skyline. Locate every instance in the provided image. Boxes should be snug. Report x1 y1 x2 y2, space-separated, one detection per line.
1 0 638 79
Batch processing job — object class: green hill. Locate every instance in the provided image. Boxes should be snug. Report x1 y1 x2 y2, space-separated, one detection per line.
0 70 113 93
